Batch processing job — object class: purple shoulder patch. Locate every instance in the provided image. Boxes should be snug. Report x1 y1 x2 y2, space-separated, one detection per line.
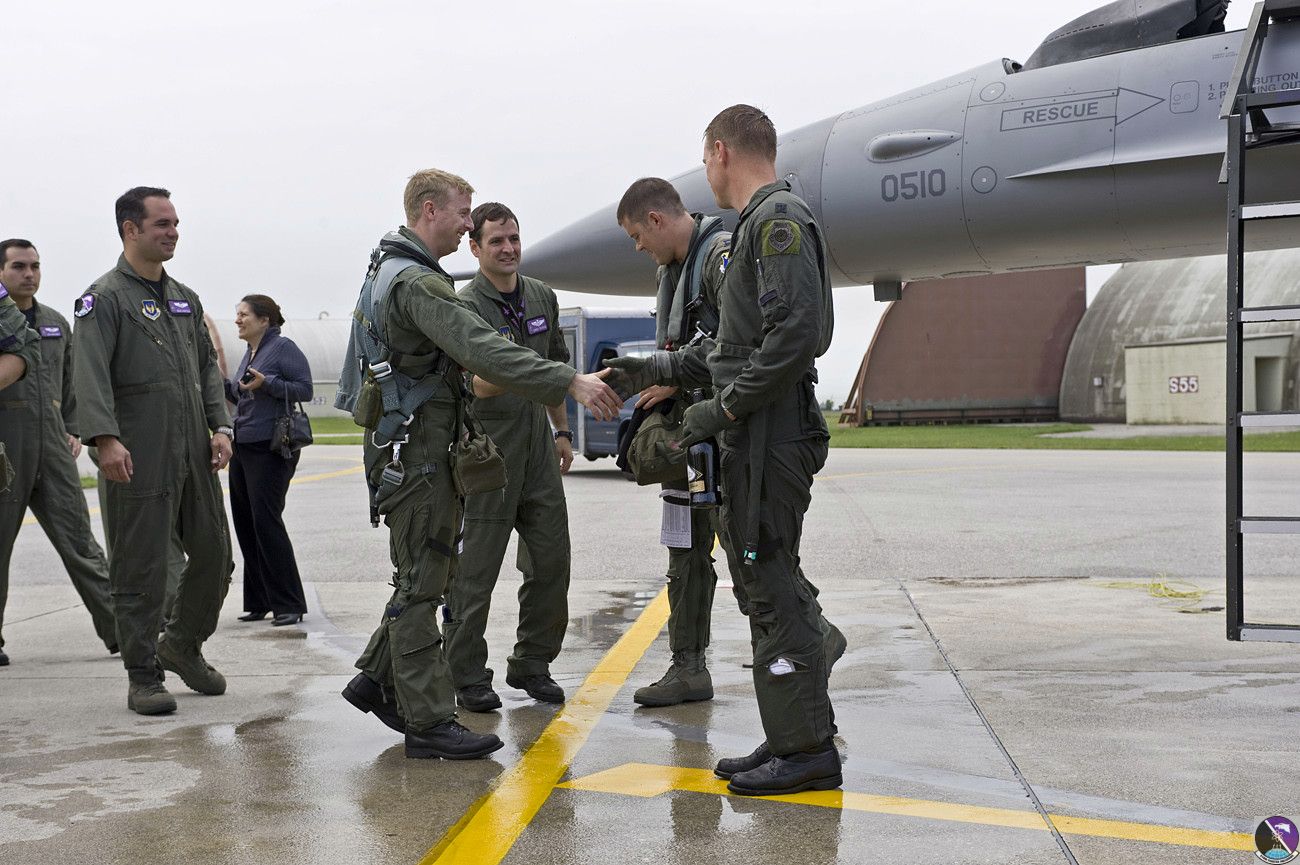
39 325 63 338
0 283 8 299
526 316 549 336
74 294 95 318
167 299 193 315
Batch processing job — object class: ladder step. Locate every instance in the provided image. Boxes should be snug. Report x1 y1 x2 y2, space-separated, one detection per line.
1240 411 1300 427
1241 305 1300 322
1243 201 1300 220
1244 90 1300 111
1239 623 1300 643
1241 517 1300 533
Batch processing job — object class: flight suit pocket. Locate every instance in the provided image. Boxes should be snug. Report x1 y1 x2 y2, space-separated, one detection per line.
757 265 791 327
395 618 440 659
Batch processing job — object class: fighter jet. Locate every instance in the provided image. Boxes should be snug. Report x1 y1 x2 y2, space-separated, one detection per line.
520 0 1300 297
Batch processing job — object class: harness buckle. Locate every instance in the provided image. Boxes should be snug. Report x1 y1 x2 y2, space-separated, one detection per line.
369 360 394 381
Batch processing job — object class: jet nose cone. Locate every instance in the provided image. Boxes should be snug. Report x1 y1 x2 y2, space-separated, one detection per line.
525 203 654 295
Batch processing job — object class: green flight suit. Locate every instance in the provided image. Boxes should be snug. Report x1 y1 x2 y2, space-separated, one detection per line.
353 228 575 732
655 218 732 656
702 180 837 755
71 256 234 685
0 288 40 492
442 272 571 689
0 300 116 652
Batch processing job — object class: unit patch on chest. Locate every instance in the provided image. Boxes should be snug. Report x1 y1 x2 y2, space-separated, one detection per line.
526 316 549 336
141 299 161 321
498 325 516 343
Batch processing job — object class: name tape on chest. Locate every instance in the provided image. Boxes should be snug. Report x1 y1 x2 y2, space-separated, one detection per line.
526 315 549 336
167 299 193 315
39 325 63 339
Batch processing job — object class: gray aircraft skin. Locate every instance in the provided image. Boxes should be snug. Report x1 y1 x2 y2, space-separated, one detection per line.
517 0 1300 296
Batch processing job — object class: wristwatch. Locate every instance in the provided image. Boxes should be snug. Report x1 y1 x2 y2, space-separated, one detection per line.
215 425 235 441
554 430 573 442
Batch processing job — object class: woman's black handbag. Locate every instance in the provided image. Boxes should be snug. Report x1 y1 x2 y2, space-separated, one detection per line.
272 391 314 458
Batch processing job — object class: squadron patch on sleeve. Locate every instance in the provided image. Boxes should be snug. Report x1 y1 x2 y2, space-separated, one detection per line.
760 219 801 257
74 292 96 318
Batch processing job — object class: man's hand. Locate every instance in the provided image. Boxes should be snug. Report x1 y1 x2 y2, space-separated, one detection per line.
211 432 233 473
671 396 735 449
602 351 673 398
239 367 265 391
568 368 623 421
66 434 82 460
97 436 133 483
636 384 678 411
555 435 574 474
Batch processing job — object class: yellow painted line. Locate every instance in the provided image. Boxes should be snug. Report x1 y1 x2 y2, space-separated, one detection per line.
419 588 671 865
288 465 364 485
559 763 1254 853
819 464 1014 482
22 465 364 527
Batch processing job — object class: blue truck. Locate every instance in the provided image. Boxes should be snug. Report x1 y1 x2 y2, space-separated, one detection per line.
558 306 656 461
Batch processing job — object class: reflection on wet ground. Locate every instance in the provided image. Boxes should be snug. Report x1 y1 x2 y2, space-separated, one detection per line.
4 448 1299 864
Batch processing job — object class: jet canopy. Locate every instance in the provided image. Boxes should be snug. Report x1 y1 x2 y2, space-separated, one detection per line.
1022 0 1229 70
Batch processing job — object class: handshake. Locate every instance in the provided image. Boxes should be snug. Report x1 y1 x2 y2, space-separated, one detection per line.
602 354 736 447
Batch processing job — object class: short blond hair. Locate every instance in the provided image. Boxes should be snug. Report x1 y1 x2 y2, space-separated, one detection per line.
403 169 474 224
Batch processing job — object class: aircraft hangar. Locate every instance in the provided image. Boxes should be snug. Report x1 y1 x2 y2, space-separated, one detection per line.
1058 249 1300 423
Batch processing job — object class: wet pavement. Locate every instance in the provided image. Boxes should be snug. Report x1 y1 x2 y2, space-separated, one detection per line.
3 446 1298 864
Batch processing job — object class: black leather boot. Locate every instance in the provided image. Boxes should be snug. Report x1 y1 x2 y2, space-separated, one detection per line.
405 720 504 760
341 673 406 733
714 741 773 780
726 744 842 796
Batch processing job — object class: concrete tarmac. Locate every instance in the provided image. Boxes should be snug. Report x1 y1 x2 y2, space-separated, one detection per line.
2 445 1297 864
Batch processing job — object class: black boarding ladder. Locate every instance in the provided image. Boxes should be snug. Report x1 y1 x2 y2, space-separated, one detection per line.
1223 0 1300 642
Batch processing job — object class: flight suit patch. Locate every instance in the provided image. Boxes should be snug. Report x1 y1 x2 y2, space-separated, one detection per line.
39 326 63 338
0 284 7 300
498 325 516 342
141 299 161 321
167 299 193 315
74 293 96 318
760 220 801 256
526 316 549 336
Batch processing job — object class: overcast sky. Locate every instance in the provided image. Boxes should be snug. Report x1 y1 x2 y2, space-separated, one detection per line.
2 1 1255 402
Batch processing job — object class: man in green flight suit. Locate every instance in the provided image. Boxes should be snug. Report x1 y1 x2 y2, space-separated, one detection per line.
72 187 235 715
614 178 731 706
338 169 622 759
0 239 117 668
0 265 42 666
606 106 843 796
442 202 575 711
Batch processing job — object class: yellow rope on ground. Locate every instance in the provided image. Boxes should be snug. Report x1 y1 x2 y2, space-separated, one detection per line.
1099 575 1222 613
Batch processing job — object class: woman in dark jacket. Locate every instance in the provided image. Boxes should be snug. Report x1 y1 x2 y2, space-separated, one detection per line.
224 295 313 626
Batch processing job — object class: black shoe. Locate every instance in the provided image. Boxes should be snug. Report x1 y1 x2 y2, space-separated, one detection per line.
505 672 565 703
714 741 773 780
456 683 503 713
726 746 842 797
238 612 268 622
405 720 504 760
271 613 304 627
0 648 8 666
341 673 406 734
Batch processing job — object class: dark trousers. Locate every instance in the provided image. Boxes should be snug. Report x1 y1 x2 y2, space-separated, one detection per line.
229 440 306 616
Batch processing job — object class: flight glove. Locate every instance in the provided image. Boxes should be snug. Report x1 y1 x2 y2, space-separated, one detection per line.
675 396 735 447
603 351 674 397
